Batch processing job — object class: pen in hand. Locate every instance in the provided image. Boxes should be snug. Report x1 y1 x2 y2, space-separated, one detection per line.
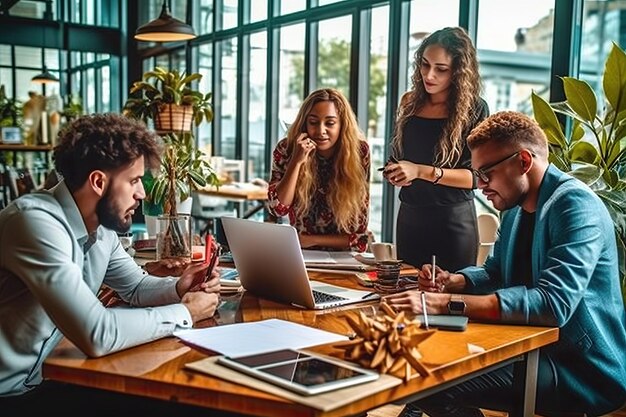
420 291 429 330
377 155 399 171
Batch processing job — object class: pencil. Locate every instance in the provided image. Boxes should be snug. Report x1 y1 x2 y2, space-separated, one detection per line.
420 291 429 329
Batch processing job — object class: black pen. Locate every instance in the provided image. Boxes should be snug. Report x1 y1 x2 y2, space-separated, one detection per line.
377 155 399 171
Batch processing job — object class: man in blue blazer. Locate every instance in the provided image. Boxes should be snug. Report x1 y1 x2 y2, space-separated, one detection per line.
385 111 626 417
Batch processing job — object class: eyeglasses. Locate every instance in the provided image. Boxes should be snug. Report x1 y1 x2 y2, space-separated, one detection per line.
472 151 523 183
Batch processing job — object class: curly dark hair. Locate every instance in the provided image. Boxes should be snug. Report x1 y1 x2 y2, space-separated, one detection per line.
53 113 161 191
392 26 482 167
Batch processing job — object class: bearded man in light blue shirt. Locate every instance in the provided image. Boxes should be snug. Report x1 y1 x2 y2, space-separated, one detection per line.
0 114 220 413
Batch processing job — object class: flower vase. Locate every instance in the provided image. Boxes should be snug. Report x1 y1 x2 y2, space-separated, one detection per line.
156 214 192 260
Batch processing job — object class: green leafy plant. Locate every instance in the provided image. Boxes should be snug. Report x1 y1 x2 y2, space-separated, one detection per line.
0 85 22 127
62 94 83 122
147 132 220 216
122 67 213 127
531 42 626 300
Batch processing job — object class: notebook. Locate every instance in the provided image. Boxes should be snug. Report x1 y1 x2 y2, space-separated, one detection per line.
221 217 379 309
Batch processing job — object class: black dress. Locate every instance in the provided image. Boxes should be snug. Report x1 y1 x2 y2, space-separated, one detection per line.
396 99 489 272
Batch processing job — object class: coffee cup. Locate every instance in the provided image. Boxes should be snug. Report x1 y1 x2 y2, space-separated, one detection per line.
371 242 397 262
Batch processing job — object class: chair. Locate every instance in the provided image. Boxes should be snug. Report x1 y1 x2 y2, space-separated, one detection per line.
477 212 500 266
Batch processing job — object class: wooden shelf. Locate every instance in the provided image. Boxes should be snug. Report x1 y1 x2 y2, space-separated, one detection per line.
0 144 54 151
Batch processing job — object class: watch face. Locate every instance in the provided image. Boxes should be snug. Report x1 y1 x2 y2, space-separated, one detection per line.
448 300 466 315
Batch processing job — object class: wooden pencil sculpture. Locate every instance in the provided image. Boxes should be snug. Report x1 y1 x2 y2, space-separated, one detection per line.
333 302 435 382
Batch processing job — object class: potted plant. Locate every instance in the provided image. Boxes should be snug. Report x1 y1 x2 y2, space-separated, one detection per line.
531 41 626 302
122 67 213 132
0 85 22 128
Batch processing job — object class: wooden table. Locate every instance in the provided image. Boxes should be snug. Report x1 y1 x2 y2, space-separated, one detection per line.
197 183 268 219
43 272 559 417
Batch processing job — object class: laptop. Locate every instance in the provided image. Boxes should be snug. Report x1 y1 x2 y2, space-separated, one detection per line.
220 217 379 309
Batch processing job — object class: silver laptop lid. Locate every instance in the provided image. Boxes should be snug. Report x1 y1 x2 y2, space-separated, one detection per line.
221 217 317 309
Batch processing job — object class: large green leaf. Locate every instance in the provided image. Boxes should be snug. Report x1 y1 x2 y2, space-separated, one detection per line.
603 43 626 112
562 77 597 123
531 92 567 148
570 141 600 164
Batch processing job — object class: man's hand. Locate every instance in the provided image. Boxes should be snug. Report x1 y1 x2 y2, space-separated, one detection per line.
182 291 220 323
417 265 466 293
176 261 221 297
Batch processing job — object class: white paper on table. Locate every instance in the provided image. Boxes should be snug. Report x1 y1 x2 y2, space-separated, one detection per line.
302 249 337 264
174 318 349 357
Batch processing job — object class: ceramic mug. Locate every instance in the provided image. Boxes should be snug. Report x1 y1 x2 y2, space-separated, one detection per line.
370 242 397 262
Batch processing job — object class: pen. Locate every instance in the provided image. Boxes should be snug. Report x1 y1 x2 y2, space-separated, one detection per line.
431 254 436 285
420 291 429 329
377 155 399 171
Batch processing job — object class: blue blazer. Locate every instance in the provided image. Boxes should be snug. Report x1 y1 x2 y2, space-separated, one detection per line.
460 165 626 415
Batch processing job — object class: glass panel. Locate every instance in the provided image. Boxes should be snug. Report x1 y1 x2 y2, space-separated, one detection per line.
368 5 391 242
318 0 345 6
0 68 13 98
199 0 214 34
85 68 96 114
222 0 238 30
44 49 59 70
102 65 110 112
155 55 170 69
219 37 238 159
15 46 41 70
250 0 268 23
316 15 352 95
407 0 459 90
279 23 305 130
281 0 305 16
580 1 626 100
476 0 554 113
85 0 96 25
7 0 55 20
198 43 214 154
248 31 268 179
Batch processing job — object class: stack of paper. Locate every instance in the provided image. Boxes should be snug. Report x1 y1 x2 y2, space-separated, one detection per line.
302 250 375 271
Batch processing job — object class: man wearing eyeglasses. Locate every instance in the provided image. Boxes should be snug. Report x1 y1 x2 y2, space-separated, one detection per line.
386 111 626 417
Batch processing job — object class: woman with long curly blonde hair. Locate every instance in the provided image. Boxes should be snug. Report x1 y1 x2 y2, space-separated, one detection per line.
268 88 370 252
383 27 489 271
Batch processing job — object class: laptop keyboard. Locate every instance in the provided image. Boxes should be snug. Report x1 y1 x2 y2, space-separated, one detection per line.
312 289 349 304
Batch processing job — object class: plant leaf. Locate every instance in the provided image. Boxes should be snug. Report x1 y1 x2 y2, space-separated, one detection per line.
531 92 567 148
604 42 626 113
562 77 597 123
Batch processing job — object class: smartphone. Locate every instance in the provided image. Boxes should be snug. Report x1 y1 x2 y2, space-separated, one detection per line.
204 243 221 283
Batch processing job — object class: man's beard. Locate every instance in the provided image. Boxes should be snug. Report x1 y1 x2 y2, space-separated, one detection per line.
96 187 133 233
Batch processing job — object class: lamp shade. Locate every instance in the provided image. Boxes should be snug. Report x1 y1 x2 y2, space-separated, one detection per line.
135 1 196 42
32 67 59 84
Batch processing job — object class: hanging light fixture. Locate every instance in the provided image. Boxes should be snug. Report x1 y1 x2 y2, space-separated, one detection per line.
32 65 59 84
135 0 196 42
32 20 59 85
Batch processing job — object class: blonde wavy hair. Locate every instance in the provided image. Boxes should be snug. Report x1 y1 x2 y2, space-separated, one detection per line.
286 88 368 233
392 27 482 167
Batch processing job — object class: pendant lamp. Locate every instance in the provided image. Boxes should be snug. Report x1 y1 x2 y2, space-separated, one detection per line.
32 65 59 84
135 0 196 42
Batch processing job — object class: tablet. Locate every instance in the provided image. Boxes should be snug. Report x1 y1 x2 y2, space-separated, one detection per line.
216 349 379 396
417 314 468 331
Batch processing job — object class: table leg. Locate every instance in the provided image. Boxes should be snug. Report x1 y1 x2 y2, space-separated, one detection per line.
510 349 539 417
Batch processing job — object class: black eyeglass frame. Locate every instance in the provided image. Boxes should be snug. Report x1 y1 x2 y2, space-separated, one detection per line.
472 150 534 183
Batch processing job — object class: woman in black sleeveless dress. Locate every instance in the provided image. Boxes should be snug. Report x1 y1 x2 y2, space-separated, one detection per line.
383 27 489 272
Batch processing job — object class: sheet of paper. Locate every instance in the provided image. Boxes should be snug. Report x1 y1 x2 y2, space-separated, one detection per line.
174 318 348 357
302 249 337 264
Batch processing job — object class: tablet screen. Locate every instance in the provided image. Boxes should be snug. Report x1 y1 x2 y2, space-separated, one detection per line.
217 349 378 395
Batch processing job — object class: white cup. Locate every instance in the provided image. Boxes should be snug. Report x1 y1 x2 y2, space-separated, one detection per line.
371 242 397 262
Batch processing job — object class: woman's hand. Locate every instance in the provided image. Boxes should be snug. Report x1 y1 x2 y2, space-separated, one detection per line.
383 160 417 187
292 132 317 165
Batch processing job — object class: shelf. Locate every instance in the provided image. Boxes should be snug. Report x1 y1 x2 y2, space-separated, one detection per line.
0 144 54 151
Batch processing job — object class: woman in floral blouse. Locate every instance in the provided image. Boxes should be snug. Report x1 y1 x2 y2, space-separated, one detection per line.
267 88 370 252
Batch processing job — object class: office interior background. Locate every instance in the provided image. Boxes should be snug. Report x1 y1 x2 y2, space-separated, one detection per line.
0 0 619 242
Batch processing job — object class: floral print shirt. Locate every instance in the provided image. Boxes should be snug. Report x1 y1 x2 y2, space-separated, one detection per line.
268 139 370 252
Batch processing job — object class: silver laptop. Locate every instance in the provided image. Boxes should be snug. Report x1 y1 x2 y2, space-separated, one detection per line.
220 217 379 309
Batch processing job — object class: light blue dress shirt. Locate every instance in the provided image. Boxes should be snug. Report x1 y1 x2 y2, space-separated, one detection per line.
0 181 192 396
